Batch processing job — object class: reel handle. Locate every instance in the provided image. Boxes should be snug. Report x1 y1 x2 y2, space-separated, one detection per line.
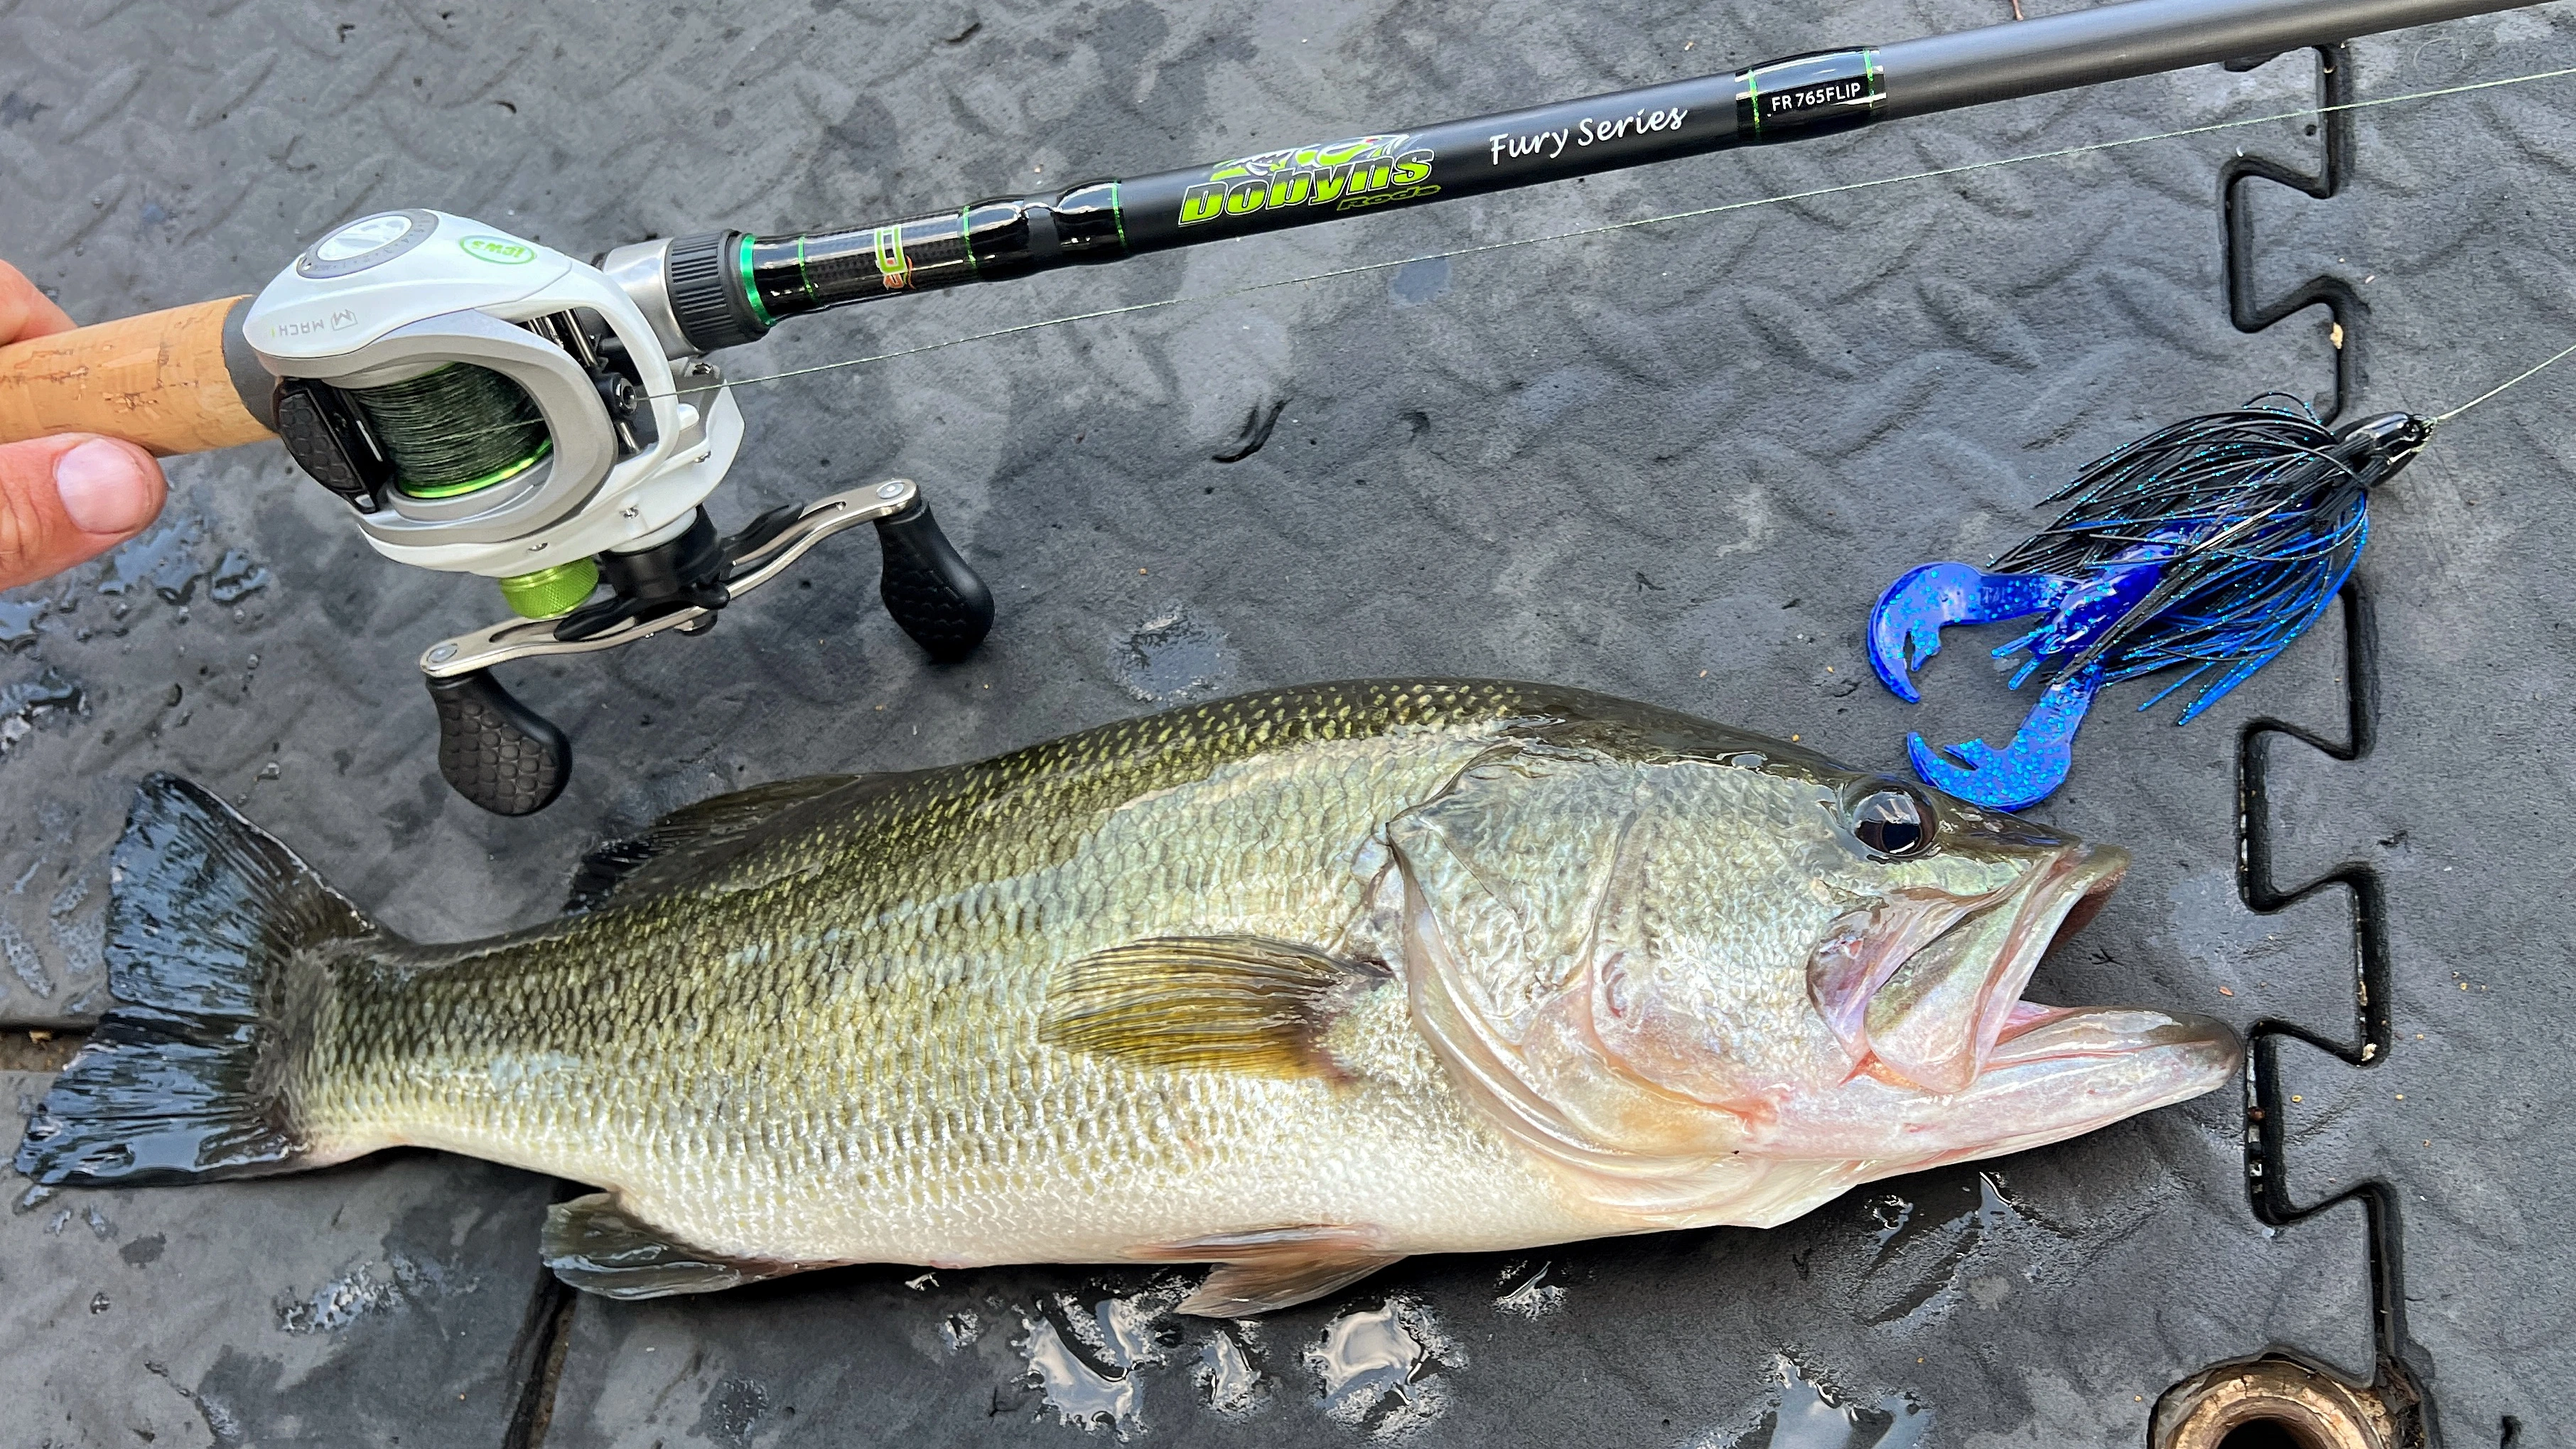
0 296 276 455
418 483 991 817
873 499 993 661
426 669 572 817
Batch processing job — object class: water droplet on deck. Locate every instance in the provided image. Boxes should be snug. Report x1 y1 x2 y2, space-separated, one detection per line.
1113 601 1236 702
47 873 88 919
1492 1260 1565 1320
1195 1327 1266 1416
1388 255 1452 307
1696 1356 1932 1449
1 917 54 998
1841 1169 2066 1328
1017 1310 1143 1436
691 1374 771 1449
0 597 46 651
98 515 208 605
1009 1286 1185 1438
1308 1297 1461 1436
275 1254 445 1332
208 550 271 605
0 668 85 759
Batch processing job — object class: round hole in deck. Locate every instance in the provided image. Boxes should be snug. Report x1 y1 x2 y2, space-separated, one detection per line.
2217 1420 2322 1449
2152 1357 2395 1449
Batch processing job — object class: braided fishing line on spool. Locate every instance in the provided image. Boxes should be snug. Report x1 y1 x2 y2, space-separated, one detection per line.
345 362 552 499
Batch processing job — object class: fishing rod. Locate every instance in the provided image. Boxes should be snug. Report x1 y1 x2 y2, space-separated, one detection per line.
677 0 2542 344
0 0 2541 818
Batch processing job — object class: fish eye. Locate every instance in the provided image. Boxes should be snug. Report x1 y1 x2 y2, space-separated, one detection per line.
1850 787 1934 858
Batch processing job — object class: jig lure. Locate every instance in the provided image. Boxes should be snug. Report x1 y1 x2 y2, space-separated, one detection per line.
1868 399 2429 809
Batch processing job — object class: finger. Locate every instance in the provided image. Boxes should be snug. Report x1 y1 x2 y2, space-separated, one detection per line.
0 259 76 344
0 434 168 592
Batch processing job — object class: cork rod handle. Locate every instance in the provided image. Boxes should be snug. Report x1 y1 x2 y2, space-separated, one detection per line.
0 296 276 456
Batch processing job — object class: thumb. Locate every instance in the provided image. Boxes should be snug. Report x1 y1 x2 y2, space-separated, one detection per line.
0 435 168 593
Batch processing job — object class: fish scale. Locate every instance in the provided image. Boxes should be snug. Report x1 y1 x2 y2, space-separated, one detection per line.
303 684 1602 1266
15 679 2240 1313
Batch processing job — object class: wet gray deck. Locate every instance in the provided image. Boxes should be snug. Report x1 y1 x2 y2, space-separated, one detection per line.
3 0 2571 1443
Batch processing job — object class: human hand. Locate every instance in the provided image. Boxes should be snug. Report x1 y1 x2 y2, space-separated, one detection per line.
0 260 168 592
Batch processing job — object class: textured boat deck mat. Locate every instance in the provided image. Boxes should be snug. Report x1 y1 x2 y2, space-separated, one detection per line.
1 0 2569 1444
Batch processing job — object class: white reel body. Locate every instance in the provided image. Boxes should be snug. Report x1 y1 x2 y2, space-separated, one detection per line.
243 209 741 578
230 210 993 821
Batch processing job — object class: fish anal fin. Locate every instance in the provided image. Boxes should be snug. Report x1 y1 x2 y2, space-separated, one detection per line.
541 1192 807 1300
564 774 876 912
1132 1225 1404 1318
1040 936 1384 1080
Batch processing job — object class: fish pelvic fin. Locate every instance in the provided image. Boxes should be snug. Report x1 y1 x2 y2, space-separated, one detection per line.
13 775 377 1187
1133 1226 1404 1318
564 772 874 912
1039 935 1386 1080
541 1192 809 1299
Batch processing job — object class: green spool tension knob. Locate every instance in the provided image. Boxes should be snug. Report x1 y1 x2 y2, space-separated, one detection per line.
497 558 600 619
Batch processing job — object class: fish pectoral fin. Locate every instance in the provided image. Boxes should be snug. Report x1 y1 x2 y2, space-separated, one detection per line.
564 773 882 912
541 1193 804 1300
1135 1226 1404 1318
1040 935 1384 1080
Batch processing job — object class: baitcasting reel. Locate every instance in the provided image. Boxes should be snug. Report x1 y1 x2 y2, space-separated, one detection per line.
242 210 992 815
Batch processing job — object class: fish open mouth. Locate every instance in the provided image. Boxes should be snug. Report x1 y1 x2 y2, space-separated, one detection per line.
1841 843 2134 1097
1775 841 2241 1163
1973 845 2132 1053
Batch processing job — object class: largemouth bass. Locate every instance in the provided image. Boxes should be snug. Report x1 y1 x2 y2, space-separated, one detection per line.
15 681 2236 1315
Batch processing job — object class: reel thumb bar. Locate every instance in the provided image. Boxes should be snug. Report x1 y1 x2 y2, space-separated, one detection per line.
688 0 2538 347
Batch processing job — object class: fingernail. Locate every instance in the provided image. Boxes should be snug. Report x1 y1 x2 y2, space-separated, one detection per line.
54 439 157 535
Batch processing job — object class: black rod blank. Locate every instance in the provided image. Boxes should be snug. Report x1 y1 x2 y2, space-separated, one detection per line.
671 0 2540 350
1878 0 2532 116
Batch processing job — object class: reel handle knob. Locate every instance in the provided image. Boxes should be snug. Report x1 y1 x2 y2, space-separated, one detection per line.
873 498 993 662
427 669 572 817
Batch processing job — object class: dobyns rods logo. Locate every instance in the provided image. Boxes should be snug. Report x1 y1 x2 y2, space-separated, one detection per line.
1179 134 1437 225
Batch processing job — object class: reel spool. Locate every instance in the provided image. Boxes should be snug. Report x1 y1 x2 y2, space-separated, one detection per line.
242 210 991 816
344 362 553 500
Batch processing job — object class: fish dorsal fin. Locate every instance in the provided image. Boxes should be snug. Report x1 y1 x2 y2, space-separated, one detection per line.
563 774 873 912
541 1192 808 1300
1131 1225 1403 1318
1040 936 1384 1079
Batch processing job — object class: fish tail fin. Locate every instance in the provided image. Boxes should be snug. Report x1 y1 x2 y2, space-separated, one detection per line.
13 775 377 1187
